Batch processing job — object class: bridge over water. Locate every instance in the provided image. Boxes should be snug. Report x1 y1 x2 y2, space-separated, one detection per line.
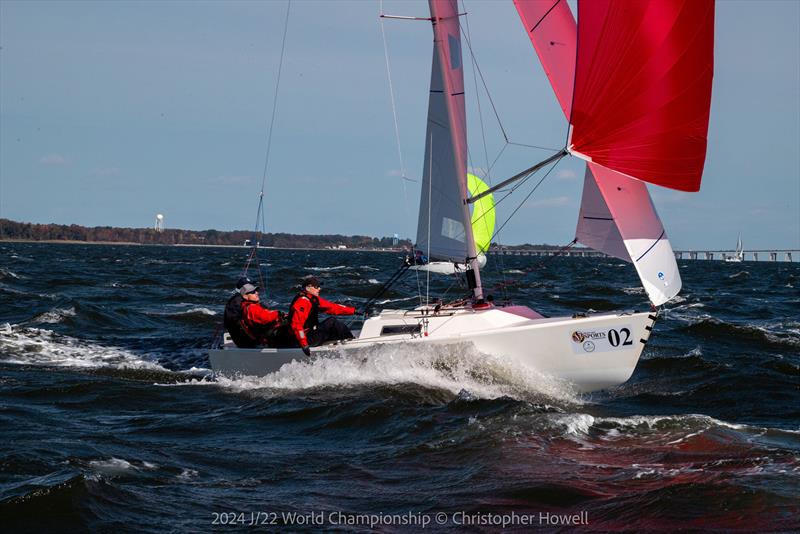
491 247 799 262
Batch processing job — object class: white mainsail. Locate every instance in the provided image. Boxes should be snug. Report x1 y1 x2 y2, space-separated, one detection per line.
415 45 467 263
415 0 483 300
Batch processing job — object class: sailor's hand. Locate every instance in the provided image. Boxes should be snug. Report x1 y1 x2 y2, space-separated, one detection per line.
301 346 311 357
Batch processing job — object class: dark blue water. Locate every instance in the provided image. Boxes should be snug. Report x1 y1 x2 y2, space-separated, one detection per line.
1 243 798 532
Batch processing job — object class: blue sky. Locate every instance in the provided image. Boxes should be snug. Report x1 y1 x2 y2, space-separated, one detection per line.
1 0 798 249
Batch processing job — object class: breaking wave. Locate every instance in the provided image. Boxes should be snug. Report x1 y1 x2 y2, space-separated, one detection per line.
0 324 168 371
193 343 580 404
30 307 77 324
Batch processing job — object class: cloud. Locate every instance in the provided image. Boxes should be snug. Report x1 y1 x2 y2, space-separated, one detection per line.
556 168 578 181
40 153 66 166
529 196 571 207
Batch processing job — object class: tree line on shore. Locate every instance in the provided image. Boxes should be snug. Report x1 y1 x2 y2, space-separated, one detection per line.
0 218 568 252
0 219 409 249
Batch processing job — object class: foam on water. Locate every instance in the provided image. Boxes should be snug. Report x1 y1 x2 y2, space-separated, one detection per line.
0 267 21 280
30 307 77 324
553 412 749 441
306 265 347 272
0 323 168 371
208 343 580 403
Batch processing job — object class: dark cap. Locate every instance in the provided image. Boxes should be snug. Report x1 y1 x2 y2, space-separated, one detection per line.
301 275 321 288
236 276 252 290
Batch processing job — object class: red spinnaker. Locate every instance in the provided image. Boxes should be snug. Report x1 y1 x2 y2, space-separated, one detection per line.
569 0 715 192
513 0 577 119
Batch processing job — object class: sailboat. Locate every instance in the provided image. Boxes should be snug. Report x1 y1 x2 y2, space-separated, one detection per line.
725 233 744 262
209 0 715 393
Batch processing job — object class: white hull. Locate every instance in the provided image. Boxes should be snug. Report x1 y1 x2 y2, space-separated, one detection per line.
208 305 657 392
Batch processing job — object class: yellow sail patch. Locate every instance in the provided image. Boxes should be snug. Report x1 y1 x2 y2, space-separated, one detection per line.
467 173 495 254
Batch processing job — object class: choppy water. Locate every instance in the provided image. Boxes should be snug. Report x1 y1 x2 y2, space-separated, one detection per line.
1 243 798 532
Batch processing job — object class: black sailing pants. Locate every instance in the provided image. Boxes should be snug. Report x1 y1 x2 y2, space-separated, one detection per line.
306 317 354 346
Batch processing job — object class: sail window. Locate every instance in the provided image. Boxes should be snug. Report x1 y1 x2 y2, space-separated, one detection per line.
448 34 461 70
441 218 465 242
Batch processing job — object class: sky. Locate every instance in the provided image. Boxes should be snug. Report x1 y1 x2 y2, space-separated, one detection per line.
1 0 798 250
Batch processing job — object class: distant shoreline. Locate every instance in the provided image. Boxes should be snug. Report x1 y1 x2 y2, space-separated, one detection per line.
0 238 405 253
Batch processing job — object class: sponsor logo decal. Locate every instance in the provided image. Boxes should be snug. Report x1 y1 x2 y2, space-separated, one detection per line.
570 326 633 354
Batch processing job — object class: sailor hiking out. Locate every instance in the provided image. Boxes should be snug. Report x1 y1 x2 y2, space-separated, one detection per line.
287 275 355 355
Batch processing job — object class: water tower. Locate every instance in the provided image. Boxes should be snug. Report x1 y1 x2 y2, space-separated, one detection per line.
155 213 164 232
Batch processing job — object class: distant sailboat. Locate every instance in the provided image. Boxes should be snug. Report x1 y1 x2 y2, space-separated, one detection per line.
725 233 744 262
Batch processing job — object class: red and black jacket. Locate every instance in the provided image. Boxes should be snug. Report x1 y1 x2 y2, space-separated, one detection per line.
224 294 281 348
288 290 355 348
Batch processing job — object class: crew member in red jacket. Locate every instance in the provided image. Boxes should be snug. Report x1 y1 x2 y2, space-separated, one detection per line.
224 279 284 348
289 275 355 355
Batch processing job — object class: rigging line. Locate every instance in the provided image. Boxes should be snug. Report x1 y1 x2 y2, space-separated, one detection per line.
507 140 562 151
244 0 290 281
462 0 495 256
257 0 291 197
490 238 577 293
379 0 415 241
488 155 564 246
245 0 290 287
462 1 492 185
457 15 508 143
379 1 408 183
447 159 544 245
457 7 560 153
461 161 544 235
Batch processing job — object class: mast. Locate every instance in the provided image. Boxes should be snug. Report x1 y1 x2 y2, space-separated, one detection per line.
428 0 483 302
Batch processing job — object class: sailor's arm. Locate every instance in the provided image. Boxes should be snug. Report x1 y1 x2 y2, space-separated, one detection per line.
317 296 355 316
245 304 280 325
